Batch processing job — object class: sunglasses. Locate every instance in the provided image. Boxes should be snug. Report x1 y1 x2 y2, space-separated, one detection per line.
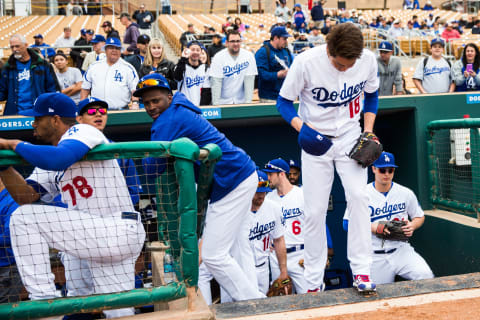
258 180 269 188
137 78 168 89
378 168 395 174
264 163 286 172
86 108 107 115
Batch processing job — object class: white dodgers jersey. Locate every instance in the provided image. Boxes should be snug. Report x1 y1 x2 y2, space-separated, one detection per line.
279 45 379 137
267 186 305 246
367 182 424 251
28 124 134 216
248 199 284 267
209 48 258 105
178 64 209 106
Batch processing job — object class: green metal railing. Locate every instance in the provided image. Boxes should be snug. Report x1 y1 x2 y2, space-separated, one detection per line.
0 138 222 319
427 119 480 218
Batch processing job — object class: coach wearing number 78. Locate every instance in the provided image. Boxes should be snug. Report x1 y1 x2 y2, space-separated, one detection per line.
276 23 381 293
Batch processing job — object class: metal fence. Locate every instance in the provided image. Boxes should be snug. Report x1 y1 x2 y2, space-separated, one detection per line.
427 118 480 221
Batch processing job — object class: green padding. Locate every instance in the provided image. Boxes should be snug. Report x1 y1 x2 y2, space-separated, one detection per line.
427 118 480 130
0 283 186 320
175 158 199 287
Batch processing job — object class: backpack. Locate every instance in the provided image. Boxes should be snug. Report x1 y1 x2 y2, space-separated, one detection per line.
423 56 451 70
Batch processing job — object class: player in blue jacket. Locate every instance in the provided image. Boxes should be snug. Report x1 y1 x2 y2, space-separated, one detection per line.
134 73 264 302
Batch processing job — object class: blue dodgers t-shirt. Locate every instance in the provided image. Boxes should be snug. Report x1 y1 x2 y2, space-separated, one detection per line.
16 60 33 112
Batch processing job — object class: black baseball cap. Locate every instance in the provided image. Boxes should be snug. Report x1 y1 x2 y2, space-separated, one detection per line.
137 34 150 45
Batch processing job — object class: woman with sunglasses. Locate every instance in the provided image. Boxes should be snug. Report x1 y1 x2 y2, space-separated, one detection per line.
343 152 433 285
139 38 176 90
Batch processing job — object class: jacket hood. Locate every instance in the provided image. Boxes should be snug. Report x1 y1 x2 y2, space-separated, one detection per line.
128 23 140 29
172 92 202 114
6 48 43 69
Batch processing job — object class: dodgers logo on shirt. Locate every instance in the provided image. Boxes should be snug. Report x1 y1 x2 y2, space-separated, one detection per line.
223 61 249 77
249 221 276 240
281 207 303 226
311 81 367 108
185 75 205 88
370 202 406 221
114 70 123 82
424 66 450 76
18 68 30 81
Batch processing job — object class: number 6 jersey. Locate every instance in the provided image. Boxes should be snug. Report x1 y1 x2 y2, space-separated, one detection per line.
27 124 134 216
266 185 305 246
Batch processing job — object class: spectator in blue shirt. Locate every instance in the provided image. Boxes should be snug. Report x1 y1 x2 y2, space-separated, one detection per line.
310 1 325 28
0 34 59 115
293 4 307 32
423 0 434 10
30 34 56 60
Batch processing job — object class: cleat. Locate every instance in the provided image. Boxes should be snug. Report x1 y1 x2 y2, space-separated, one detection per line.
307 288 319 293
353 274 376 293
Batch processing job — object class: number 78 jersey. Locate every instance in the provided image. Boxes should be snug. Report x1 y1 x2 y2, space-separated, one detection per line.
266 186 305 246
28 124 134 216
279 44 379 138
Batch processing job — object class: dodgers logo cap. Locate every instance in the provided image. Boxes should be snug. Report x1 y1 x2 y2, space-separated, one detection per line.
77 97 109 114
19 93 77 117
264 158 290 173
134 73 172 97
378 41 393 52
33 34 43 39
105 37 122 48
298 124 332 156
257 170 272 193
430 37 445 47
271 26 291 38
91 34 106 43
289 159 301 169
373 151 398 168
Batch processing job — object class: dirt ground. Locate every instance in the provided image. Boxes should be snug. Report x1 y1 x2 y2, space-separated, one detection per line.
309 296 480 320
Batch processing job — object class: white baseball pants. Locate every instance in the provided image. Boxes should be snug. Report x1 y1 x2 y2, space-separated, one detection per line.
9 204 145 318
201 172 264 302
302 128 372 291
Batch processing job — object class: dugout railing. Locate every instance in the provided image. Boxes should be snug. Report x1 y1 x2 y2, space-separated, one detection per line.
427 117 480 221
0 138 222 319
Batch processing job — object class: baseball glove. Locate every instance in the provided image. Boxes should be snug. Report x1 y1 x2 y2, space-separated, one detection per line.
266 276 293 297
375 220 409 241
348 132 383 168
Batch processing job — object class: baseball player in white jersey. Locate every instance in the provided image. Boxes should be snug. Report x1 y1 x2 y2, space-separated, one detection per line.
263 159 308 294
0 93 145 318
344 152 434 284
248 170 288 294
276 23 380 292
210 30 258 105
81 37 140 110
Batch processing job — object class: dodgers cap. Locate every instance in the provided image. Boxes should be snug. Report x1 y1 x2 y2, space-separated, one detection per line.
378 41 393 52
271 26 291 38
430 37 445 47
137 34 151 45
77 97 109 114
90 34 106 43
294 3 301 8
373 151 398 168
263 158 290 173
33 34 43 39
298 124 332 156
19 93 77 117
256 170 272 193
105 37 122 48
134 73 172 97
289 159 301 169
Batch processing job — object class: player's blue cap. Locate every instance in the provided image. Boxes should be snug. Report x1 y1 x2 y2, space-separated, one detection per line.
289 159 301 169
33 34 43 39
105 37 122 48
271 26 291 38
90 34 106 43
378 41 393 52
298 124 332 156
373 152 398 168
77 97 109 114
263 158 290 173
19 93 77 117
134 73 172 97
257 170 272 193
430 37 445 47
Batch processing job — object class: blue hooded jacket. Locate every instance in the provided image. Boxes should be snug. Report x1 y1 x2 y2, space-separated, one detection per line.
255 41 293 100
146 92 256 202
0 48 60 115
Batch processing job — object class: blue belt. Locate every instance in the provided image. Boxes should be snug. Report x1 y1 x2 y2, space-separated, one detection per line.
121 211 139 221
286 244 304 254
374 248 397 254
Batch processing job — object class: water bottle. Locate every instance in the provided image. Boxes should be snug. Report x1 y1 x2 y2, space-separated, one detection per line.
163 252 177 284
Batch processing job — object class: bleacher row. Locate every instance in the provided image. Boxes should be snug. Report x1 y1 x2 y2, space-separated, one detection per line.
0 15 125 57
